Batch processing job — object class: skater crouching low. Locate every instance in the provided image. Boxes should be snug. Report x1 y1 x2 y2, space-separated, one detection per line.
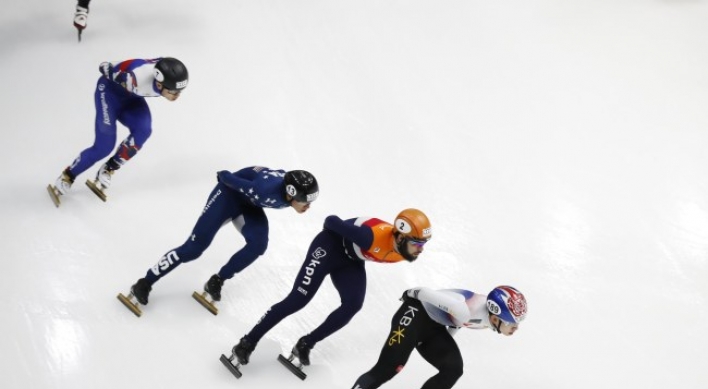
351 285 528 389
220 209 432 379
48 56 188 206
117 166 319 317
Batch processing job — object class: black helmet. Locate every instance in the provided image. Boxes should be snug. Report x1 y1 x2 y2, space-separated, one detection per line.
283 170 319 203
154 57 189 91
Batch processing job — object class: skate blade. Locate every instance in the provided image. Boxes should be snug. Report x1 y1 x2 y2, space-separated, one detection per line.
85 179 108 202
192 291 218 315
117 293 142 317
219 354 243 379
47 184 61 208
74 24 84 42
277 354 307 380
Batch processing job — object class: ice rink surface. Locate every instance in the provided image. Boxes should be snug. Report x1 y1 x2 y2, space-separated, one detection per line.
1 1 707 388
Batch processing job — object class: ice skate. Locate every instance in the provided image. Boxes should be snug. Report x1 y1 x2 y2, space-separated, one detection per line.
47 168 75 207
192 274 222 315
73 6 88 42
117 278 151 317
277 337 312 380
85 163 113 202
219 337 256 379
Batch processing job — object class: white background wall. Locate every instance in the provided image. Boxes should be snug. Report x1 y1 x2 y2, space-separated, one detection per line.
1 1 707 388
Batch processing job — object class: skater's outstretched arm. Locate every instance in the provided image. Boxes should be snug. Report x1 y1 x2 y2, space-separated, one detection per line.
99 58 164 96
405 287 473 328
217 170 254 191
323 215 374 248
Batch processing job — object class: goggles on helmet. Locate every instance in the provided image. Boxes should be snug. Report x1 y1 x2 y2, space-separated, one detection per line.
406 237 430 248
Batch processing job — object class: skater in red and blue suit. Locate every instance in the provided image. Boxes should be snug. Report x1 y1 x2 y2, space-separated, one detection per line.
51 57 188 200
227 208 432 369
123 166 320 311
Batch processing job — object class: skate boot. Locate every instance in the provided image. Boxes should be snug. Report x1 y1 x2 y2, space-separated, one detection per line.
233 337 256 365
132 278 152 305
277 337 312 380
117 278 151 317
73 6 88 41
292 337 313 366
96 163 115 188
219 336 257 379
47 167 75 207
192 274 223 315
205 274 224 301
85 162 115 202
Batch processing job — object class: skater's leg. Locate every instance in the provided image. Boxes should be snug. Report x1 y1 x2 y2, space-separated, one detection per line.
216 206 269 279
144 184 240 285
416 329 463 389
105 98 152 171
351 300 426 389
94 98 151 187
244 231 339 343
66 78 122 177
304 259 366 345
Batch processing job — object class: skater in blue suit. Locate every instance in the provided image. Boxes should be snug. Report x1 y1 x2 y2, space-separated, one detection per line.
49 57 188 205
117 166 319 316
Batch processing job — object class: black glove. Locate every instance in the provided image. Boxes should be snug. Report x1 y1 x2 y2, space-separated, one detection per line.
322 215 341 231
217 170 229 183
400 289 412 302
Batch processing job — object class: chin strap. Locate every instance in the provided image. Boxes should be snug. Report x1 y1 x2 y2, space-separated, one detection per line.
491 316 502 333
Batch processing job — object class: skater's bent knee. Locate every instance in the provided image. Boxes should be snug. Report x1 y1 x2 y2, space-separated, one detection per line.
179 244 208 262
344 297 365 313
245 239 268 256
436 365 463 388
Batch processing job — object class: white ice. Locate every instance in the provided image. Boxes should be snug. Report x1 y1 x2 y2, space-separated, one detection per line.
1 1 707 388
